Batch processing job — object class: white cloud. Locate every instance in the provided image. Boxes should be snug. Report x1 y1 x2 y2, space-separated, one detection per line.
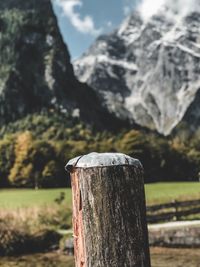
138 0 165 19
55 0 102 36
138 0 200 20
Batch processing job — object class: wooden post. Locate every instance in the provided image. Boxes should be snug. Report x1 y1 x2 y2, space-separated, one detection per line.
66 152 151 267
173 200 180 221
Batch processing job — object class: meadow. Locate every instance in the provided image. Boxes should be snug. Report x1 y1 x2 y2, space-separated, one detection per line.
0 182 200 266
0 188 72 209
0 182 200 210
0 182 199 235
145 182 200 204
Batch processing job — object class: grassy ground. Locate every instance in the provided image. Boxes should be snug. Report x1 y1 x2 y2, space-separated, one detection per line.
145 182 200 205
0 189 72 209
0 182 199 234
0 182 199 209
0 183 200 258
0 189 73 254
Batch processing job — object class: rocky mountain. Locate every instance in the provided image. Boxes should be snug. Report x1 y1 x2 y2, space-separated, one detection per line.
0 0 124 130
74 8 200 136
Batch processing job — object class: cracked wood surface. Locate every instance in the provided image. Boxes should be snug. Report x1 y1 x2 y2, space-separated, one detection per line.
70 164 151 267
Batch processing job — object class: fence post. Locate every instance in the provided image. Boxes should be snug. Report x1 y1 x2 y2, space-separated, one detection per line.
66 152 151 267
173 200 180 221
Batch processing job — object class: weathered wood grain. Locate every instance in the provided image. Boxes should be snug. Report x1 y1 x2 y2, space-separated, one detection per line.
71 164 151 267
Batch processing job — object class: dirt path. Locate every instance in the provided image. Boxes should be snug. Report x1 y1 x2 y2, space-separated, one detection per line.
0 248 199 267
0 253 74 267
151 247 200 267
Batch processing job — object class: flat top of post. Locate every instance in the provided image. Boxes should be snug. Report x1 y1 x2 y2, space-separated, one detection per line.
65 152 141 172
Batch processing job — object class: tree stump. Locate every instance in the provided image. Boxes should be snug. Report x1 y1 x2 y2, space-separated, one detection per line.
66 152 151 267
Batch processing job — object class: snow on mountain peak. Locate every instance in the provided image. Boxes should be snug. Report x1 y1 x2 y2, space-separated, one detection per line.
138 0 200 21
74 7 200 135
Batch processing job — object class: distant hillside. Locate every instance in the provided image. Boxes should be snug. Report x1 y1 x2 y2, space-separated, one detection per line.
0 0 125 130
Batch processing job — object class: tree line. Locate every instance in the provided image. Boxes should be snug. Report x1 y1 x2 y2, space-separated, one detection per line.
0 113 199 188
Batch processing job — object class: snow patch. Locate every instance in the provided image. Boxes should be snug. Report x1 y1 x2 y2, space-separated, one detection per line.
138 0 200 21
75 55 138 83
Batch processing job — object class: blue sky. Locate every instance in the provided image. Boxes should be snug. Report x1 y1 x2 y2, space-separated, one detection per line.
52 0 139 60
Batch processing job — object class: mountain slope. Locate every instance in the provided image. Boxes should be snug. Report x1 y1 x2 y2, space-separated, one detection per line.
74 9 200 135
0 0 125 130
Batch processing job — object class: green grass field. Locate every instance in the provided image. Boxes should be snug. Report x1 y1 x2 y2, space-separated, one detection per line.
0 182 200 209
0 188 72 209
145 182 200 205
0 183 200 260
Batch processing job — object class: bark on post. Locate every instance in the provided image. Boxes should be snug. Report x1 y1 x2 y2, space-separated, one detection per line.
66 152 151 267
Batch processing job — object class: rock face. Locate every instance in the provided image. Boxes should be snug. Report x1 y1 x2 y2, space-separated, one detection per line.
0 0 123 130
74 9 200 135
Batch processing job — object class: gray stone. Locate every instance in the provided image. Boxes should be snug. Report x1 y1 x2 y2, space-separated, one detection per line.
74 10 200 136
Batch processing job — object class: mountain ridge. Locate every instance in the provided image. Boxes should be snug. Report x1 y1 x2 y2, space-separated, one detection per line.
0 0 127 131
74 9 200 136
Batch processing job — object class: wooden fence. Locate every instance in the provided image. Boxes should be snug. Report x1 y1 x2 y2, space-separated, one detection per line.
147 199 200 223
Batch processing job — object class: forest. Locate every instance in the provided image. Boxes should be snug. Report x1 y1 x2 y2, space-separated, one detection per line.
0 111 199 188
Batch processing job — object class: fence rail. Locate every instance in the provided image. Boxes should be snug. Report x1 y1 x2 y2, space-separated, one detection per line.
147 199 200 223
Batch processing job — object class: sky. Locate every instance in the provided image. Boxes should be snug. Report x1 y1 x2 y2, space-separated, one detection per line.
52 0 139 60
